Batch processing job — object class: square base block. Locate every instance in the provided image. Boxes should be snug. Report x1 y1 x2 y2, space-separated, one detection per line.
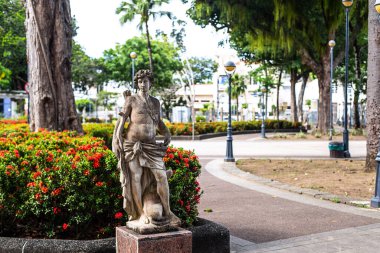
116 226 192 253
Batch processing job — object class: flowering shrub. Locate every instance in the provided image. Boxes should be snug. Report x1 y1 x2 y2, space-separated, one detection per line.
0 118 27 124
165 146 202 226
0 126 121 239
0 124 202 239
166 120 302 136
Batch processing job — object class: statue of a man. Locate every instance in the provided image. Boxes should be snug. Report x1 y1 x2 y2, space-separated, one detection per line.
112 69 179 232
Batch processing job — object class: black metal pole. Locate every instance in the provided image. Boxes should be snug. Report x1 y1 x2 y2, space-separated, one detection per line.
225 73 234 162
132 59 135 92
343 7 351 158
371 151 380 207
261 93 266 138
329 46 334 140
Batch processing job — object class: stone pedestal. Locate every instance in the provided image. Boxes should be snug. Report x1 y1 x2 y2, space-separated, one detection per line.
116 226 192 253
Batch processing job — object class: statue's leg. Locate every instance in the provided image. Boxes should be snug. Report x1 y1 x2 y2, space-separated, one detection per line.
151 169 170 217
128 158 145 220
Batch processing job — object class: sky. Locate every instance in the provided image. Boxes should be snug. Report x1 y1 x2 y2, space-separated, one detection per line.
70 0 236 59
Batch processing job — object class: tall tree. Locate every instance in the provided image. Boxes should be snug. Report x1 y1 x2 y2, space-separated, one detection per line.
0 0 27 90
365 0 380 172
101 36 182 94
187 0 368 133
230 74 247 121
116 0 172 74
26 0 82 133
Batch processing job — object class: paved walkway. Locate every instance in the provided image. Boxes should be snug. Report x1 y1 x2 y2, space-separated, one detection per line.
172 134 380 252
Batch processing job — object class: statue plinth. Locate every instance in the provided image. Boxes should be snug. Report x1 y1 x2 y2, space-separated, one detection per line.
116 226 192 253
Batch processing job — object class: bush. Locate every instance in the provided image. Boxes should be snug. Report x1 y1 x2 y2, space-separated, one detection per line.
196 115 206 122
0 125 202 239
164 146 202 226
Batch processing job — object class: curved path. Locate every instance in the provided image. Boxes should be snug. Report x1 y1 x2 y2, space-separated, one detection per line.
172 134 380 253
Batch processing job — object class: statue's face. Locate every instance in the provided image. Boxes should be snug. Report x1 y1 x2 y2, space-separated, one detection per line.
138 76 150 92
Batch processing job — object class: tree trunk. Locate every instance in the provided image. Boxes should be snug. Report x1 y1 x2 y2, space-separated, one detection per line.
276 68 283 121
236 97 239 121
365 0 380 172
26 0 82 133
353 39 362 129
297 71 309 123
301 48 331 134
290 68 298 122
145 21 154 74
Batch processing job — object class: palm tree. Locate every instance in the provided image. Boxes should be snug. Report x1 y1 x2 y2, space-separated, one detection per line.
116 0 172 74
230 74 247 121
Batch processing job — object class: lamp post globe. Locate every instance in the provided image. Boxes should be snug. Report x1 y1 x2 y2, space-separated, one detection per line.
224 61 236 162
130 52 137 92
342 0 353 7
130 52 137 59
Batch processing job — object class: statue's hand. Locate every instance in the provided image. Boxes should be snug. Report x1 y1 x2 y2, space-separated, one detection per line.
163 135 171 146
123 90 131 99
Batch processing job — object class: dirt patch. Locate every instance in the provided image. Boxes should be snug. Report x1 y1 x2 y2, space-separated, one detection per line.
236 159 376 200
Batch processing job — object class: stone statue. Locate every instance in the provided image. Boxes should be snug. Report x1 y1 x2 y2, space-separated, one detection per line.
112 69 180 234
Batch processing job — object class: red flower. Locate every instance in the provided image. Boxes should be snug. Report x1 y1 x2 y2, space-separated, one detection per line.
27 182 36 187
13 150 20 158
53 207 61 215
62 223 68 231
35 193 41 200
114 212 123 219
51 188 62 196
96 181 104 187
6 165 13 170
183 158 189 164
168 153 174 159
83 169 90 176
36 150 43 156
33 171 41 179
185 205 191 212
21 161 29 166
178 200 184 206
40 186 48 194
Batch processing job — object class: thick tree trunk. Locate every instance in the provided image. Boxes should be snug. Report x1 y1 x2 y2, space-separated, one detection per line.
297 71 309 123
365 0 380 172
26 0 82 133
290 68 298 123
301 48 331 134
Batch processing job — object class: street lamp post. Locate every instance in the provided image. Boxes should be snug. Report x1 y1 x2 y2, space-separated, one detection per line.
260 87 267 138
130 52 137 92
370 0 380 208
328 40 336 141
224 61 236 162
342 0 353 158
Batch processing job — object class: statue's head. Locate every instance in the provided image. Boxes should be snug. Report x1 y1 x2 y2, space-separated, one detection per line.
135 69 153 90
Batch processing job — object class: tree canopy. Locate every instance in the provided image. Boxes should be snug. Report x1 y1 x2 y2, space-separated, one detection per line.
101 36 183 94
186 0 368 132
0 0 27 90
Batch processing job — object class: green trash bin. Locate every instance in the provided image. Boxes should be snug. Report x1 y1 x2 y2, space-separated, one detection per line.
328 142 345 158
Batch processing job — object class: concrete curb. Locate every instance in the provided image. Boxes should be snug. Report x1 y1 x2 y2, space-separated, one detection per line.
0 219 228 253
